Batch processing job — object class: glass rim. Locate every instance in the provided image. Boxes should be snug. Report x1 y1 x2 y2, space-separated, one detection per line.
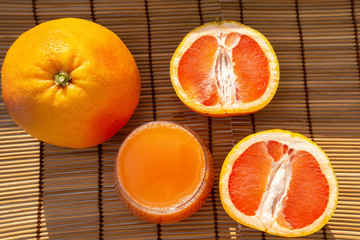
115 120 211 215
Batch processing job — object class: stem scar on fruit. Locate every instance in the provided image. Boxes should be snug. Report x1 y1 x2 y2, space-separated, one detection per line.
54 70 71 87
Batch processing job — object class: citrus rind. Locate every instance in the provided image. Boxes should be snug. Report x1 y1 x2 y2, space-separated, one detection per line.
219 129 338 237
170 21 279 116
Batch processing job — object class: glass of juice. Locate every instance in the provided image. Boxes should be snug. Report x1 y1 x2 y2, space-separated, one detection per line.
115 121 214 224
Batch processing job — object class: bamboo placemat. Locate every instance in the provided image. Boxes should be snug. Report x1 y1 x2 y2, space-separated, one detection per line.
1 0 360 239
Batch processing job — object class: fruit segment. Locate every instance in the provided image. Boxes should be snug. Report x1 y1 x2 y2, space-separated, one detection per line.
279 151 330 229
178 36 219 106
178 32 270 106
228 142 273 216
232 34 270 103
228 140 330 230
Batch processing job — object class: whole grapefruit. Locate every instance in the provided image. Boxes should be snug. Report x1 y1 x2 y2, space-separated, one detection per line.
1 18 141 148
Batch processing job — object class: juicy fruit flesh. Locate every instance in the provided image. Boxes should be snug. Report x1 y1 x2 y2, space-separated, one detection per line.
178 32 270 106
228 140 329 230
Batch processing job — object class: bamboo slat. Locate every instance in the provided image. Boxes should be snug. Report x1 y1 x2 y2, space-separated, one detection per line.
0 0 359 239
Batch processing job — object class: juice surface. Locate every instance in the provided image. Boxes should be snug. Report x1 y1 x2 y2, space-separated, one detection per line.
117 122 206 209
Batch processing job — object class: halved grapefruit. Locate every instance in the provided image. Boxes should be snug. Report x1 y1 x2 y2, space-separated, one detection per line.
170 21 279 116
219 130 338 237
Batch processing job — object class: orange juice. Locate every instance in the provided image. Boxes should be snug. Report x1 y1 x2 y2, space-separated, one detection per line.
115 121 214 223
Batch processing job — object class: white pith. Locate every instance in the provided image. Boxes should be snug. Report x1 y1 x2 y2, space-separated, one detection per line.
213 33 239 105
255 147 293 230
220 130 338 237
170 21 279 114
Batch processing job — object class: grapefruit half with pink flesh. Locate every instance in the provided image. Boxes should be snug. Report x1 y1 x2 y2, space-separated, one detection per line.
220 130 338 237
